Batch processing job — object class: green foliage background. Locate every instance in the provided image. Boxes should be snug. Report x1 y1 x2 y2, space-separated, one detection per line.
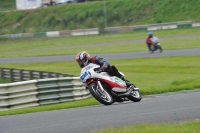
0 0 200 34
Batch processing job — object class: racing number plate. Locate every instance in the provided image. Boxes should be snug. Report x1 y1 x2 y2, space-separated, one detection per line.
114 77 125 85
80 70 90 83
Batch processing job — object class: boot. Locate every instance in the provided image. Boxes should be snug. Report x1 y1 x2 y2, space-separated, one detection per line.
120 76 132 87
147 44 151 52
126 81 133 87
159 45 163 53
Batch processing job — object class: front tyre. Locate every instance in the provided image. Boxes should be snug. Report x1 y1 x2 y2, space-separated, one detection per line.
88 83 113 105
128 90 142 102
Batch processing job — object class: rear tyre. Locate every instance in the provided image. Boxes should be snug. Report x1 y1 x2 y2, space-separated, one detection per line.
88 83 113 105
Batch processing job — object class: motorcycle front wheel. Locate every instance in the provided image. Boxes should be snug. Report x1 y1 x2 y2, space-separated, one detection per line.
128 89 142 102
88 83 113 105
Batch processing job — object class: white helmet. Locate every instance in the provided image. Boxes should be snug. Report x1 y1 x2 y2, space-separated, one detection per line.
75 51 90 68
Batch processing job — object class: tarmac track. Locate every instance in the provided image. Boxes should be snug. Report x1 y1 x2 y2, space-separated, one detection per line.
0 48 200 64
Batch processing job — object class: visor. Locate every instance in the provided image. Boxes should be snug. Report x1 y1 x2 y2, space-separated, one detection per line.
78 60 85 67
78 59 88 68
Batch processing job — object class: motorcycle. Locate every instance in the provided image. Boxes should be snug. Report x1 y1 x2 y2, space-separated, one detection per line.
80 63 142 105
151 43 162 53
150 37 162 53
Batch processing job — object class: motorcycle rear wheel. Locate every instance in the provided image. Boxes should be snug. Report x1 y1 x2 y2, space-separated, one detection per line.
88 83 113 105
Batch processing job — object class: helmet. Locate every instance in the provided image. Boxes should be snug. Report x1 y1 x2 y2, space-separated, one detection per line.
76 51 90 68
148 32 153 38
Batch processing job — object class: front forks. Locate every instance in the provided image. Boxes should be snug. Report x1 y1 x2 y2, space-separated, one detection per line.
97 81 105 93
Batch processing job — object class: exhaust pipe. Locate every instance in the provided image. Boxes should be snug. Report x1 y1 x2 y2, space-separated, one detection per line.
111 88 133 97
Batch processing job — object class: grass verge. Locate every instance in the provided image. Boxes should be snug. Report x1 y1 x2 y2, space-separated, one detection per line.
88 120 200 133
1 0 200 34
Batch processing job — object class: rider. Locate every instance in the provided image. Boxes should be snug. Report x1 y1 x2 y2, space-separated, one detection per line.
146 32 162 53
75 51 133 88
145 32 153 52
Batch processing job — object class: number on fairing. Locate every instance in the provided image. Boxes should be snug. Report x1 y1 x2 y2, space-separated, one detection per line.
80 71 90 82
114 77 125 85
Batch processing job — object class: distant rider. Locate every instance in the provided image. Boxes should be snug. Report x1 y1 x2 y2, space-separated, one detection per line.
145 32 153 52
146 32 162 53
75 51 133 88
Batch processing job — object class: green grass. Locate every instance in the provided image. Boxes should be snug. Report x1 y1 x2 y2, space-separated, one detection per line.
1 56 200 95
0 0 15 11
89 120 200 133
0 56 200 116
0 78 10 84
0 27 200 58
0 0 200 34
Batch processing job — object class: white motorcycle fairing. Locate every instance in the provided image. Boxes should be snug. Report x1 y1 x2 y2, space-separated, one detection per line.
80 63 127 92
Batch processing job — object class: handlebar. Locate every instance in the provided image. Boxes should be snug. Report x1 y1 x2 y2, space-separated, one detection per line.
95 68 104 73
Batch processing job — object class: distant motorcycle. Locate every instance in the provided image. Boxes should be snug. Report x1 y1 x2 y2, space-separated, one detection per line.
80 63 142 105
150 36 163 53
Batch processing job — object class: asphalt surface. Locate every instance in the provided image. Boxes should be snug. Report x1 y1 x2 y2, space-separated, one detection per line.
0 89 200 133
0 48 200 64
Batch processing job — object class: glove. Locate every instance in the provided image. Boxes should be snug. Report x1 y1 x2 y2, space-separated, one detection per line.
98 67 105 73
